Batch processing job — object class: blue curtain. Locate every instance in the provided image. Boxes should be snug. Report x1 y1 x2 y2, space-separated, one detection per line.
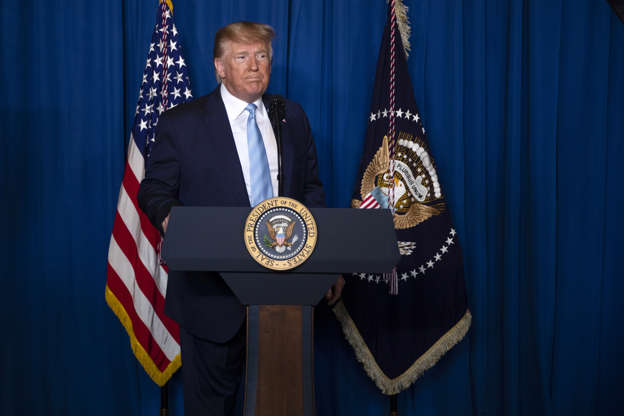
1 0 623 415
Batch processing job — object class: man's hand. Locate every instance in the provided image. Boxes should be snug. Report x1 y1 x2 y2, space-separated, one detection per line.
162 214 170 233
325 275 345 306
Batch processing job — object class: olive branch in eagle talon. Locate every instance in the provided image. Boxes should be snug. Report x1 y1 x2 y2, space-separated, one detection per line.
265 220 296 248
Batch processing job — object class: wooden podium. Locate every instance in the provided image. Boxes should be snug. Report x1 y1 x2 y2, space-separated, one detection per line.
163 206 399 416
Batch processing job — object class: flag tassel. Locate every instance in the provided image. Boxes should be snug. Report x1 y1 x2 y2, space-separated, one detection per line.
391 0 411 57
384 266 399 295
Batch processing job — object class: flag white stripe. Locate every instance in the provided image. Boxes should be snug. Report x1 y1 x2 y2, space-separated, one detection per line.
108 237 179 360
127 133 146 183
116 184 169 298
360 192 381 209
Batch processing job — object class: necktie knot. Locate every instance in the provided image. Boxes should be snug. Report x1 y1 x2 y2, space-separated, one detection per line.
245 103 257 119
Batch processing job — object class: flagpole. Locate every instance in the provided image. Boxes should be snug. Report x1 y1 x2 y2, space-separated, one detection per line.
160 382 169 416
389 395 398 416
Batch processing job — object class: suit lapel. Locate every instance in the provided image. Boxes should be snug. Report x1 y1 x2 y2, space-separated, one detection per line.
279 119 296 197
202 88 250 206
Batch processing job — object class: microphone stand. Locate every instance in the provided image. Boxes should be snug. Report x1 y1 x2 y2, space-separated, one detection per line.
269 95 285 196
390 394 398 415
160 382 169 416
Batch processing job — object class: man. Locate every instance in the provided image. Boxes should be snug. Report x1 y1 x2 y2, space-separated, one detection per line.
138 21 344 416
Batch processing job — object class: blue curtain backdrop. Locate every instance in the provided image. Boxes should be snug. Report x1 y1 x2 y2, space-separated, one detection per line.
1 0 623 415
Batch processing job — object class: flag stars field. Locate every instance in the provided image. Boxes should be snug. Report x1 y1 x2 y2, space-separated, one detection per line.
368 107 421 126
356 229 457 283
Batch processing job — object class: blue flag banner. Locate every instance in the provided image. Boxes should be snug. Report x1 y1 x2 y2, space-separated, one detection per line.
334 0 471 395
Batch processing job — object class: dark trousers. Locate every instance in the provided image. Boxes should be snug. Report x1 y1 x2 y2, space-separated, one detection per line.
180 324 245 416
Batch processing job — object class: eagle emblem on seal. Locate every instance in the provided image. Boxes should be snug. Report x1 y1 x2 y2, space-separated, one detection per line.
264 215 299 253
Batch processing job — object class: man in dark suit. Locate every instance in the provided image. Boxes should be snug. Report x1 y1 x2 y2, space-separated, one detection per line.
138 21 344 416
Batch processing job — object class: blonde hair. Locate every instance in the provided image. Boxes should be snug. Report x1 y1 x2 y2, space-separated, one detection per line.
214 22 275 82
214 21 275 59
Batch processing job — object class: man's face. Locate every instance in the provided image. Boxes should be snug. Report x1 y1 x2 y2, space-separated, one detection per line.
214 40 271 103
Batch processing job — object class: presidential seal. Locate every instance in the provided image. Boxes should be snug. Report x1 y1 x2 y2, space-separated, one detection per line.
244 197 318 271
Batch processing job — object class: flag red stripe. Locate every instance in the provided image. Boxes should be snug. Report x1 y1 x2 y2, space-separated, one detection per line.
361 196 380 209
121 164 162 250
112 211 180 340
106 264 171 372
116 168 168 298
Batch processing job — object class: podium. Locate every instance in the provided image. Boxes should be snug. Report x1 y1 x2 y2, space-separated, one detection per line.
163 206 399 416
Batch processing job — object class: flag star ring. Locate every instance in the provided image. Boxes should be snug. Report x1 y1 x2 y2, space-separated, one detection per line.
244 197 318 271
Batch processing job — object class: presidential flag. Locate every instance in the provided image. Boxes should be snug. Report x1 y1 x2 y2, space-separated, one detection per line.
105 0 192 386
334 0 471 394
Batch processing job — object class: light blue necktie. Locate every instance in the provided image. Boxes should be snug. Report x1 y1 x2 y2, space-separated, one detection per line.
246 103 273 206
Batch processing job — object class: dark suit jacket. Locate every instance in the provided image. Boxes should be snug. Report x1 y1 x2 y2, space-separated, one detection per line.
138 87 325 343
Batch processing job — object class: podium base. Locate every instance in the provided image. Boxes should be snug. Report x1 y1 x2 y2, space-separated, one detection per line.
243 305 315 416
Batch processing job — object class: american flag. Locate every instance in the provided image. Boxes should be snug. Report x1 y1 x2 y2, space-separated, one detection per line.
360 191 382 209
105 0 191 386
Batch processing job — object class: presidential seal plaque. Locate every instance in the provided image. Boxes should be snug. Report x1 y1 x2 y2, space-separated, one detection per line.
244 197 318 271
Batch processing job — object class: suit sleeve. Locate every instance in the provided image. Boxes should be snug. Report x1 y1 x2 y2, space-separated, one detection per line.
299 109 326 208
138 113 182 235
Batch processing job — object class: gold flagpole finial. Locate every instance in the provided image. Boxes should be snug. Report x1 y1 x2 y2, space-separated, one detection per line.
161 0 174 14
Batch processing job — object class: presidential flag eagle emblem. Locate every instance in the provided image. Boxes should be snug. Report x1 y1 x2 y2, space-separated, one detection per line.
355 134 447 230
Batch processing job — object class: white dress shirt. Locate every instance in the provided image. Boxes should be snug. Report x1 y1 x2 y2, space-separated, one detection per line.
220 83 279 200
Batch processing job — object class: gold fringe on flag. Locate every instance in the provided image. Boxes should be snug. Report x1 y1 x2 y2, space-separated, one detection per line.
333 301 472 395
105 285 182 387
